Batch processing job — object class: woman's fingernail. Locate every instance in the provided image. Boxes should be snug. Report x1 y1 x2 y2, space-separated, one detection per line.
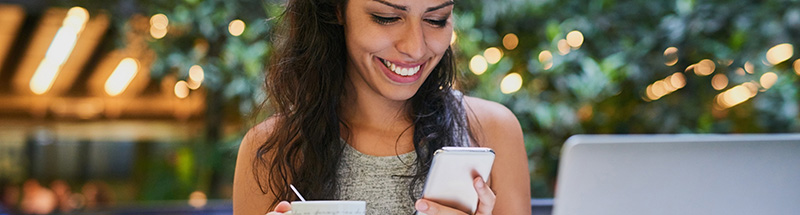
476 179 484 188
416 200 428 211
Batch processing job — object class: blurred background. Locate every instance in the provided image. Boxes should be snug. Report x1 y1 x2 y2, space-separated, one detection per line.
0 0 798 214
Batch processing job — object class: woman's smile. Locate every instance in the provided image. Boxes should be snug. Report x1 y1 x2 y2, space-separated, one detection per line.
375 56 426 84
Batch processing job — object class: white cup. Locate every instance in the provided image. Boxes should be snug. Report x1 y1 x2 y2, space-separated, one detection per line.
285 200 366 215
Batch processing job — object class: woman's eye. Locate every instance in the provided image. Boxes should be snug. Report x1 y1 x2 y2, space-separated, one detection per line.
425 19 447 27
372 15 400 25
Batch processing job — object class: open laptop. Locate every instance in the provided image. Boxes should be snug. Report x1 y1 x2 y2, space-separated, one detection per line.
553 134 800 215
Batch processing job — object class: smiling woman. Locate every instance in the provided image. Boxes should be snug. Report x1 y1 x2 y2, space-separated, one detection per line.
232 0 530 214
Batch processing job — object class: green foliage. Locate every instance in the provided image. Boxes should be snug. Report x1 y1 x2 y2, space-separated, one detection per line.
453 0 800 197
136 0 800 199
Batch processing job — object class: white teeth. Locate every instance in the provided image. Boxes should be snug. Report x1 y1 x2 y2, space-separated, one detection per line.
381 58 421 77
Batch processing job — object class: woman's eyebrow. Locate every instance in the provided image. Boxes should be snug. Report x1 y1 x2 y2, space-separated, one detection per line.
425 1 455 13
371 0 455 12
373 0 406 11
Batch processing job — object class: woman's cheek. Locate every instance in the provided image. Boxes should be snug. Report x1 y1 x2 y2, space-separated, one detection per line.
425 28 452 54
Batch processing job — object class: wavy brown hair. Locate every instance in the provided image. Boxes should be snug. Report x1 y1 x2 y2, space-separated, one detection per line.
254 0 472 209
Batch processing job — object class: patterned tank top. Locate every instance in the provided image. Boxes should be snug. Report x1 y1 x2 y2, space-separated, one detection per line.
334 90 470 214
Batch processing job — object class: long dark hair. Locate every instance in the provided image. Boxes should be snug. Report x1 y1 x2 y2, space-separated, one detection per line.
254 0 472 209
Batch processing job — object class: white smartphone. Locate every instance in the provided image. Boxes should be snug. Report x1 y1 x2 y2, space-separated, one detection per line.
418 147 495 215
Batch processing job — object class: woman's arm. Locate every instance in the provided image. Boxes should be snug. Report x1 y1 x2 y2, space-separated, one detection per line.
465 96 532 214
233 118 279 215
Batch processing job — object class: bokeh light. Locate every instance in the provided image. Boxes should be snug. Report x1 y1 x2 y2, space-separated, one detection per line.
188 191 207 209
469 55 488 75
693 59 715 76
557 39 570 55
760 72 777 90
149 14 168 39
104 58 139 96
30 6 89 95
744 61 755 74
711 74 728 90
174 81 189 99
645 72 685 101
715 82 758 109
228 19 245 37
500 73 523 94
566 30 584 49
538 50 553 70
502 33 519 50
484 47 503 64
765 43 793 65
794 59 800 76
188 65 204 90
664 47 678 66
149 14 168 29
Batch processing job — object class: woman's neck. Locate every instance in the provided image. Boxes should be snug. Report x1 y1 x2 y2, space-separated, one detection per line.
340 80 412 131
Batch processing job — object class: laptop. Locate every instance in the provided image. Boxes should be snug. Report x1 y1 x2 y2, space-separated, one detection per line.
553 134 800 215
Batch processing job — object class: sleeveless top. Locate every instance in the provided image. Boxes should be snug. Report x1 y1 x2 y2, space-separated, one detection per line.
334 90 470 214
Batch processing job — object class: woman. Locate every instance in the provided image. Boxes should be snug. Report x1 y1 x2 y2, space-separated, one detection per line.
233 0 530 214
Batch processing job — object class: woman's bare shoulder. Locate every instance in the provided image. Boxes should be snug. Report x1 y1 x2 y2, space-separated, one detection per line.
462 96 532 214
462 96 521 143
242 116 280 149
233 116 281 215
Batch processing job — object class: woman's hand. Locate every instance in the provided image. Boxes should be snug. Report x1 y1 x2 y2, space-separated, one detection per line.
265 201 292 215
415 177 496 215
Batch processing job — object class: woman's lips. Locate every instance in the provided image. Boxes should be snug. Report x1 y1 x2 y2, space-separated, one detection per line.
376 57 424 84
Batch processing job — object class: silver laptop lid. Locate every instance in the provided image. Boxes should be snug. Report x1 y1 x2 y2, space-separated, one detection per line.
553 134 800 215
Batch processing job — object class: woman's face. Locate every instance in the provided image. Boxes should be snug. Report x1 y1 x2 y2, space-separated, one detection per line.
343 0 454 101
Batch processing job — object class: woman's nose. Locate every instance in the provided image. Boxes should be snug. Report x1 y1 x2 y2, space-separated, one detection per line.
396 21 426 60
